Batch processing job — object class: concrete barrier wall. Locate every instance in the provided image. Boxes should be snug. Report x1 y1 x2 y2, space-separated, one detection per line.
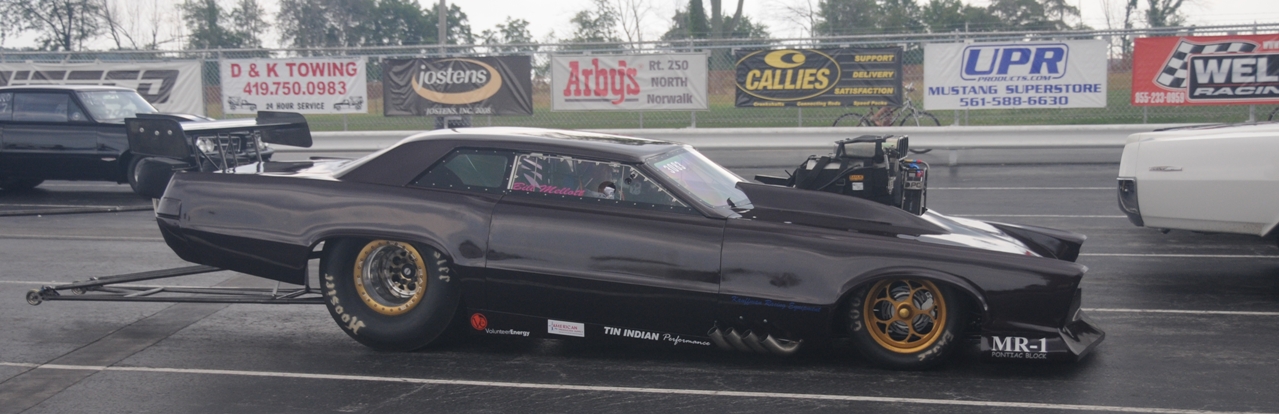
289 124 1204 165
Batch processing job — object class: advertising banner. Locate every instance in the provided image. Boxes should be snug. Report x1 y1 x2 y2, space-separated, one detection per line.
734 48 902 108
0 61 203 114
1132 34 1279 106
220 58 367 114
924 40 1108 110
383 56 533 116
551 53 708 111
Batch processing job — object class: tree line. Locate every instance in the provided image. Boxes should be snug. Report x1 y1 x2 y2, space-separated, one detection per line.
0 0 1190 52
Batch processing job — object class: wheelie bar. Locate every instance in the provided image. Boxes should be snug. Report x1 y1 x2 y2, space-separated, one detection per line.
25 264 324 306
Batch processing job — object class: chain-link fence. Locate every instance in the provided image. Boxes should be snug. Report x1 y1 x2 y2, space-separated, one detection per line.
3 23 1277 132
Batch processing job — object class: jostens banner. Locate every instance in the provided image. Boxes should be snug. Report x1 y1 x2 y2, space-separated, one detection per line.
734 48 902 108
383 57 533 116
1132 34 1279 106
551 53 708 111
0 61 203 114
924 40 1108 110
220 58 367 114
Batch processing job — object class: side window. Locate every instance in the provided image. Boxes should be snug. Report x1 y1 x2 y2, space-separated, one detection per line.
510 154 689 211
13 93 73 123
0 93 12 121
412 149 513 192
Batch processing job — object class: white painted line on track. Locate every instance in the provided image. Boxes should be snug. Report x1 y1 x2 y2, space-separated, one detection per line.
0 204 126 208
954 214 1126 218
1084 308 1279 316
930 187 1112 190
0 362 1266 414
0 234 163 242
1080 253 1279 258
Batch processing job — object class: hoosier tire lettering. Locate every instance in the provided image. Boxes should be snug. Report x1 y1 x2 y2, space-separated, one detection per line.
320 239 462 351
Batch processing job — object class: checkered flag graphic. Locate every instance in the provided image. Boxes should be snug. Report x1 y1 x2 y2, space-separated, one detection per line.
1156 40 1258 88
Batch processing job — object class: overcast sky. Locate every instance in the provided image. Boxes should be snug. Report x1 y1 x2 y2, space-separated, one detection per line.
4 0 1277 50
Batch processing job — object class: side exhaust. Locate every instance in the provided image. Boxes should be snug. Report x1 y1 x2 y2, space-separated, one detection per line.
707 326 803 356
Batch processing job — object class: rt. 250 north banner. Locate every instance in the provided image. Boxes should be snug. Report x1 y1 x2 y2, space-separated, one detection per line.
551 53 708 111
1132 34 1279 106
734 48 902 108
383 56 533 116
924 40 1107 110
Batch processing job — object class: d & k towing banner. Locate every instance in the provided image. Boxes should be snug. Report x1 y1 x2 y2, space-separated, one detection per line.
383 57 533 116
0 61 203 114
1133 34 1279 106
551 53 708 111
924 40 1107 110
220 58 367 114
734 48 902 108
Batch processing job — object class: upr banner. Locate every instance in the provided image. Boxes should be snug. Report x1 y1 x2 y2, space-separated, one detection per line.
1133 34 1279 106
220 58 367 114
383 57 533 116
0 61 203 114
924 40 1107 110
551 53 708 111
734 48 902 108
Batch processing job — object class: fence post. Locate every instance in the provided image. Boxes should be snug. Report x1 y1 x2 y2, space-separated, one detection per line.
639 111 644 128
690 111 696 128
1143 107 1148 123
798 107 803 127
1249 105 1256 123
952 110 959 126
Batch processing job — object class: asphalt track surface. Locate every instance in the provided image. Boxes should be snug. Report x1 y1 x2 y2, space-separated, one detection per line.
2 151 1278 413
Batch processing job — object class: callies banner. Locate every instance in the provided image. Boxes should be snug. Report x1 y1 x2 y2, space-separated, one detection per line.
220 58 368 114
0 61 203 114
1133 34 1279 106
924 40 1108 110
383 57 533 116
734 48 902 108
551 53 708 111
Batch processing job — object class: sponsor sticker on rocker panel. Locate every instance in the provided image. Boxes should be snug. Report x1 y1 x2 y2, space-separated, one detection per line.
604 326 713 347
548 319 585 337
988 336 1049 360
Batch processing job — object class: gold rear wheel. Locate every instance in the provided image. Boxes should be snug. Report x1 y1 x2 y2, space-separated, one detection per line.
863 278 947 354
353 240 428 316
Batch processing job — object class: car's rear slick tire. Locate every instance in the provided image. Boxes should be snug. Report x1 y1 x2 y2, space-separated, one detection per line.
321 238 461 351
846 278 965 370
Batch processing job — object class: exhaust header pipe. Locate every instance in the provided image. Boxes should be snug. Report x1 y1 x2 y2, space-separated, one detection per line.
707 326 803 356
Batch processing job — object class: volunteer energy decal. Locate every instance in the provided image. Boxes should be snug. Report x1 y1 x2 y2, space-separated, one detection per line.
383 56 533 116
552 53 708 111
924 40 1107 110
1132 34 1279 106
0 61 203 114
220 58 368 114
734 48 902 108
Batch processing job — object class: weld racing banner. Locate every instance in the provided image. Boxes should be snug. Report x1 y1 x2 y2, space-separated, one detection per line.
220 58 367 114
1132 34 1279 106
924 40 1107 110
0 61 203 114
383 57 533 116
734 48 902 108
551 53 708 111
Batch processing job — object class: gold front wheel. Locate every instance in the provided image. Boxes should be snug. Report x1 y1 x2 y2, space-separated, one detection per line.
863 278 947 354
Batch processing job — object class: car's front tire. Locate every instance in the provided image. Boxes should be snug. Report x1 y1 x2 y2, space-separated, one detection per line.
321 239 461 351
847 278 965 369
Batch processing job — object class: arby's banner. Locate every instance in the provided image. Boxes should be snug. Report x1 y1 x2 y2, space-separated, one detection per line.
551 53 708 111
219 58 368 114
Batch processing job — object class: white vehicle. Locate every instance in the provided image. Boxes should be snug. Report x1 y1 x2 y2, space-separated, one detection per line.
1117 123 1279 238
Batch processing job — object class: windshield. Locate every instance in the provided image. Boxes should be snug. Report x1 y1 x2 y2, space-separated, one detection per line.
75 90 157 122
647 148 751 210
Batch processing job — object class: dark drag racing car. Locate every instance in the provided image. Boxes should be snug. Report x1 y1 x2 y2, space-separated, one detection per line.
32 121 1103 369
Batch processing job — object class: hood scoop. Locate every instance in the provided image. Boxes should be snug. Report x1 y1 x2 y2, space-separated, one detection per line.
736 182 946 236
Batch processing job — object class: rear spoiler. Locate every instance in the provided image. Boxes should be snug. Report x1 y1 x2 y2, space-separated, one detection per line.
125 111 312 159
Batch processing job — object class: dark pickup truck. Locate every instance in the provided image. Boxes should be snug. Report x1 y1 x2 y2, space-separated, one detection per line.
0 85 271 194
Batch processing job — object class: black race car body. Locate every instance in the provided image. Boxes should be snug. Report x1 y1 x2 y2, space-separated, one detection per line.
0 85 272 193
153 127 1103 367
